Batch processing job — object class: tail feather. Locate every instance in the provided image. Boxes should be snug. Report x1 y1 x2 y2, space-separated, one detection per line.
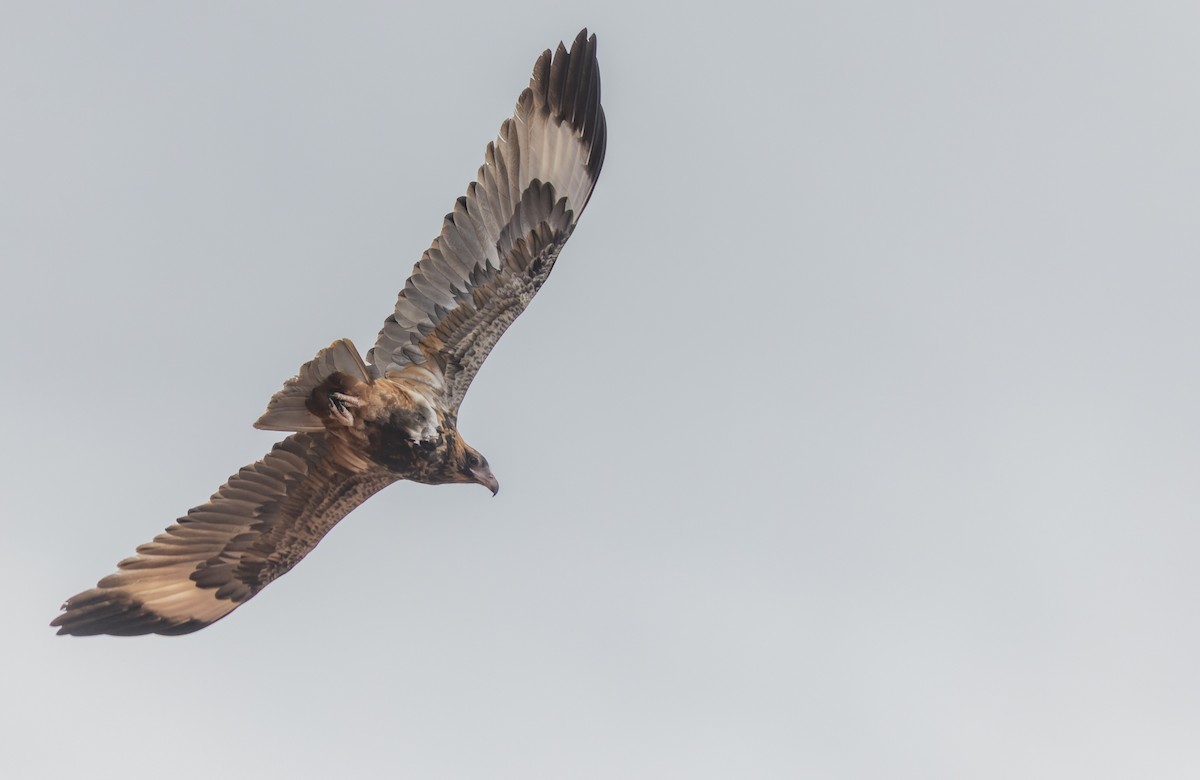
254 339 373 432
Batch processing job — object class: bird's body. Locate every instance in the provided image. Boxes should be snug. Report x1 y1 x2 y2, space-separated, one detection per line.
52 29 606 636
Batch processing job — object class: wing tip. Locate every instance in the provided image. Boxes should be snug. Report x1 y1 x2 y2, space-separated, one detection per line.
51 588 211 637
530 28 606 175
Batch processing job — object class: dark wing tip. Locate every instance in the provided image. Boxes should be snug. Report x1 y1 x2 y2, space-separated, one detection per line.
533 29 606 183
51 589 207 637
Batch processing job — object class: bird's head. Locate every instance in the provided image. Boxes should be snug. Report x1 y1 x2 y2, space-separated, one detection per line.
459 442 499 496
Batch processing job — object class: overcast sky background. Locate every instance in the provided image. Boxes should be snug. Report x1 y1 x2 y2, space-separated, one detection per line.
3 2 1199 778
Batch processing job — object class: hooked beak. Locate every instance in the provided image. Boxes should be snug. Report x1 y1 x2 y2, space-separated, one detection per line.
471 466 500 496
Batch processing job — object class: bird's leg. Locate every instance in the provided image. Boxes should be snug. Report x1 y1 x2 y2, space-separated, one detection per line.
328 392 363 427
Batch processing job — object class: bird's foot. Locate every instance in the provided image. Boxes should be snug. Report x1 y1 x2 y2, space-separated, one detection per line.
328 392 363 426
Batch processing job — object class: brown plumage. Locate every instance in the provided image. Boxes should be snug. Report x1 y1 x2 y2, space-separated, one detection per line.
51 29 606 636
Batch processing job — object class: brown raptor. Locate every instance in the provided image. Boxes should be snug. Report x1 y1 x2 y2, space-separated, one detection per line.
52 29 606 636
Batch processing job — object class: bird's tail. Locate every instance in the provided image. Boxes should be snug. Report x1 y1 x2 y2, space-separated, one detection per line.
254 339 374 432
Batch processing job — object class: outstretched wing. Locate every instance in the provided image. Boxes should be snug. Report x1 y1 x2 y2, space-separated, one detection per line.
368 28 606 410
52 433 397 636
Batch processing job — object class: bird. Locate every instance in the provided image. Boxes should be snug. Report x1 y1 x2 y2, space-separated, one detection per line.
51 29 606 636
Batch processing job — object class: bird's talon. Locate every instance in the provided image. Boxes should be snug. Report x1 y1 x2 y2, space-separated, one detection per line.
328 392 362 426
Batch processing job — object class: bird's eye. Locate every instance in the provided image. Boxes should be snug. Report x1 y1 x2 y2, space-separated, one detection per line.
467 454 480 467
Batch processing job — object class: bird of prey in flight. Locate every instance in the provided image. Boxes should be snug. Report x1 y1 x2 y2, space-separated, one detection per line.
52 29 606 636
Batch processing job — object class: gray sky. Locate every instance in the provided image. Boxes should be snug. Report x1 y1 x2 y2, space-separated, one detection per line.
4 2 1199 778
